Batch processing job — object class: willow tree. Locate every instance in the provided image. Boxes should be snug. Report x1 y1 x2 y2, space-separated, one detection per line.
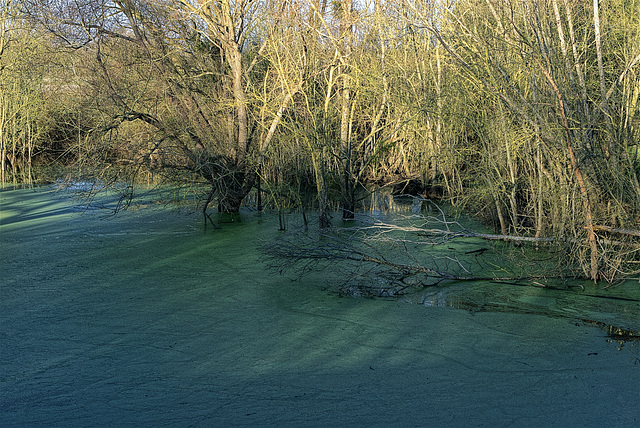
28 0 309 213
171 0 308 212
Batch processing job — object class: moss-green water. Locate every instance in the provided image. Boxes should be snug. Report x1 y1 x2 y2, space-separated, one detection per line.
1 186 639 427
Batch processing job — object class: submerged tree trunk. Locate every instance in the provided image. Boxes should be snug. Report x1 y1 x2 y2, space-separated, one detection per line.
216 172 255 213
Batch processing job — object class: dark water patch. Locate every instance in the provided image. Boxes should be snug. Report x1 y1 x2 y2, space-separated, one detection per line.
407 280 640 348
581 320 640 349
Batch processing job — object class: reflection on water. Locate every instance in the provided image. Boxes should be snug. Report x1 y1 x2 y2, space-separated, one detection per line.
366 190 430 215
419 289 452 308
599 324 639 349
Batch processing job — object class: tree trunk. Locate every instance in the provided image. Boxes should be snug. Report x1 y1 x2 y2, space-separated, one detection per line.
339 0 355 220
217 191 246 213
216 170 256 213
537 61 599 281
228 47 249 166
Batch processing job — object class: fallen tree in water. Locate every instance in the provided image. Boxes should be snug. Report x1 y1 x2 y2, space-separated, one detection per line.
264 228 553 297
263 199 640 296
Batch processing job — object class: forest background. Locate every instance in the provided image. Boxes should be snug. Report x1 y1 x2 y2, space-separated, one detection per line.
1 0 639 283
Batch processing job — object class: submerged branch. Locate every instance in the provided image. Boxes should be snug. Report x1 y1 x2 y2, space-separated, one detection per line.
365 222 560 243
263 215 578 297
265 196 640 296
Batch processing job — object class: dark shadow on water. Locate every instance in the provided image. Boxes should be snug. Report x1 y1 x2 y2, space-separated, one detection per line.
0 186 121 227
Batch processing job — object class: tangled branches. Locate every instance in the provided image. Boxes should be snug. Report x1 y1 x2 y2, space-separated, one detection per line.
262 202 575 297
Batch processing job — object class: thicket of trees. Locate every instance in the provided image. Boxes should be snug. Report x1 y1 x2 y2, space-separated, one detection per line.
2 0 639 282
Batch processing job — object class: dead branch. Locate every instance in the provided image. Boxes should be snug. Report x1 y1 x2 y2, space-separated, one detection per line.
592 225 640 238
353 216 559 244
264 195 640 295
263 221 569 298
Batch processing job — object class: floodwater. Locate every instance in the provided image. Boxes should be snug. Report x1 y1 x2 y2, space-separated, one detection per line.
1 186 638 427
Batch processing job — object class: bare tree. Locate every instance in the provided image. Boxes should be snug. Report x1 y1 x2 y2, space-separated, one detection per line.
1 0 44 185
27 0 308 214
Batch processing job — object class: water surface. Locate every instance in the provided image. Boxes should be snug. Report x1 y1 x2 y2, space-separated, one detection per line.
1 186 638 427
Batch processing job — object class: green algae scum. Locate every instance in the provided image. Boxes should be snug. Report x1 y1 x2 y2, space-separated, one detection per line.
1 186 639 427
